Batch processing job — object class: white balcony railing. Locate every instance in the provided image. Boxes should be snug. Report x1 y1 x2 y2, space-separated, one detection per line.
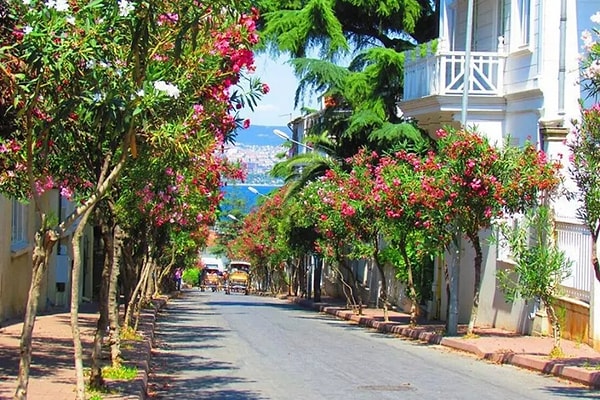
403 45 506 101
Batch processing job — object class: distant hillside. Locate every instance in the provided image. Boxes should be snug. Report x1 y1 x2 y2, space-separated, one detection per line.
235 125 290 146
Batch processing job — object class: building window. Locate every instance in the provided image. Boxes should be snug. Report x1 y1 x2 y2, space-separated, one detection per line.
11 198 29 251
516 0 530 47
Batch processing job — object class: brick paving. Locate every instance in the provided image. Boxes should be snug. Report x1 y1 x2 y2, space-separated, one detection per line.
0 297 166 400
0 291 599 400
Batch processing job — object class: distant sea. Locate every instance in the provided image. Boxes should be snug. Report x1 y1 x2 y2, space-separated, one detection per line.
221 184 282 214
220 125 287 214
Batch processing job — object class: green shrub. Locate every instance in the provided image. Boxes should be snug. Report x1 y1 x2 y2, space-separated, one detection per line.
102 365 138 380
121 326 143 341
183 267 200 286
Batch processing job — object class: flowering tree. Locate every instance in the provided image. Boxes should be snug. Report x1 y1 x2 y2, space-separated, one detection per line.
341 150 399 321
291 157 388 315
281 190 321 296
373 149 453 325
117 145 246 327
579 11 600 98
0 0 263 398
291 175 366 307
569 104 600 281
570 11 600 282
434 128 561 335
228 189 290 293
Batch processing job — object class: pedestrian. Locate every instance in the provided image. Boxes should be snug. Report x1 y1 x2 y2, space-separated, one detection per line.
199 267 207 291
174 267 183 291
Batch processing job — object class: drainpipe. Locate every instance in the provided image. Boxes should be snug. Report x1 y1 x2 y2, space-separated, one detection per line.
460 0 475 127
558 0 567 117
536 0 543 77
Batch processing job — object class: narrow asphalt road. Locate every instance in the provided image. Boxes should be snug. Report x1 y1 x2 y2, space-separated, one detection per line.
147 290 599 399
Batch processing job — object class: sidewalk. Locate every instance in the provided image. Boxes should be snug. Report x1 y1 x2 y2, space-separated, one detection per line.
1 292 599 400
0 296 167 400
288 295 600 389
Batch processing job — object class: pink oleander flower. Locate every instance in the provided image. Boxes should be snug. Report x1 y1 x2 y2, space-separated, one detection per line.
60 186 74 200
484 207 492 218
157 13 178 25
152 54 169 62
435 129 448 138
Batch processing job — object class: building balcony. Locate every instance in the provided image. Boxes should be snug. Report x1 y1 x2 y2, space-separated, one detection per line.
402 43 506 101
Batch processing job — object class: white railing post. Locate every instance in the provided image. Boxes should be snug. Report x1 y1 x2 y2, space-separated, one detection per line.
497 54 505 96
438 52 447 95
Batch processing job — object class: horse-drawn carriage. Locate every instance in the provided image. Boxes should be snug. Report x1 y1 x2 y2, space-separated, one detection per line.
199 256 225 292
201 269 224 292
225 261 251 295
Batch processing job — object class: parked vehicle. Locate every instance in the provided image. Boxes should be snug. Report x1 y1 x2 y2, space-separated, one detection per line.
225 261 251 295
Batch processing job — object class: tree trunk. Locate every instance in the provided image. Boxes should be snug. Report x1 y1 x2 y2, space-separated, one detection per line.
445 235 461 336
123 255 149 329
14 225 57 400
288 259 295 296
335 254 360 313
400 244 420 326
373 260 388 322
313 257 322 302
592 228 599 282
373 237 389 322
120 240 139 318
108 223 123 367
70 206 94 400
89 220 113 389
466 232 483 335
298 257 306 297
154 246 176 297
133 254 155 332
546 303 562 351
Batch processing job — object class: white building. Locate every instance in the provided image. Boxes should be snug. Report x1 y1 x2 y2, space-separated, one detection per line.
398 0 598 347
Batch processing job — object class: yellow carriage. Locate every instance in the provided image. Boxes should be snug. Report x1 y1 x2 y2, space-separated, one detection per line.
225 261 251 295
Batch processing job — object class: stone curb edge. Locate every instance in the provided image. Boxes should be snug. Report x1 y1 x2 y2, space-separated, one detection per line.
106 296 168 399
291 298 600 389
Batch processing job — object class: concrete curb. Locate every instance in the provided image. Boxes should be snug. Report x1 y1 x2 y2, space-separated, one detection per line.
292 297 600 389
106 296 168 399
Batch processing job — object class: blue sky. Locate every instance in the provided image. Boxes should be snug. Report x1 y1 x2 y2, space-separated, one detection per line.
240 53 308 127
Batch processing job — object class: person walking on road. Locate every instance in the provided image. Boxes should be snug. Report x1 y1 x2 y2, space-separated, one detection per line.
174 267 183 291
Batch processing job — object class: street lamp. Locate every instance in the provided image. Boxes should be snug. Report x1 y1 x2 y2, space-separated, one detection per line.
248 186 268 198
273 129 314 151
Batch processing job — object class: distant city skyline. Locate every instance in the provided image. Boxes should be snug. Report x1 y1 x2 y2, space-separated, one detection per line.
225 125 288 188
234 124 290 146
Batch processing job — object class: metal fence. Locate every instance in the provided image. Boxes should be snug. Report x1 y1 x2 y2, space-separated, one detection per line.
555 220 593 303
